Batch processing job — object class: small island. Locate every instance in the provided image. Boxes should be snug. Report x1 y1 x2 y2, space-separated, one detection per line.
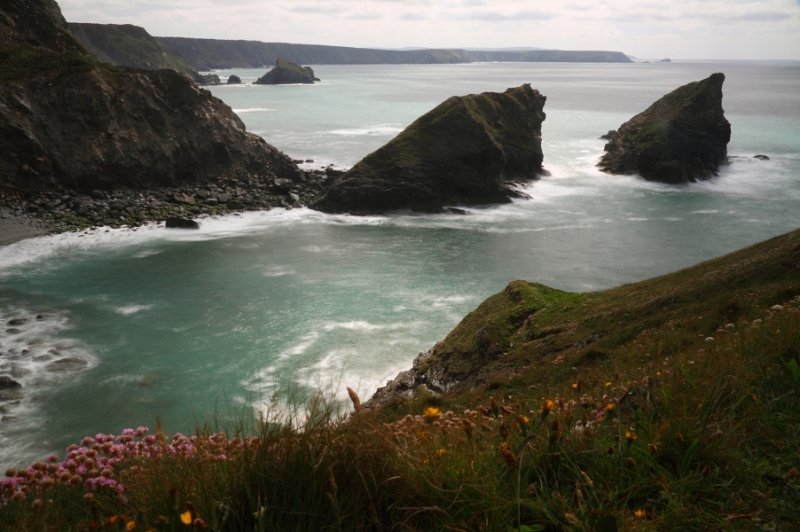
254 58 320 85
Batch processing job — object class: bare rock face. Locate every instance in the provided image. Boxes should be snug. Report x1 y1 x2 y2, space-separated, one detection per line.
598 73 731 184
0 0 299 196
313 84 547 214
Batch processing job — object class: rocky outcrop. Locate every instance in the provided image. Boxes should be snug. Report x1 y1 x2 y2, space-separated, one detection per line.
255 58 319 84
0 0 304 205
598 73 731 184
68 22 202 82
165 216 199 229
312 84 547 214
227 75 242 85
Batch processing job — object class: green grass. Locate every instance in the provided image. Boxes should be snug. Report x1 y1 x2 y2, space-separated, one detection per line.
2 229 799 530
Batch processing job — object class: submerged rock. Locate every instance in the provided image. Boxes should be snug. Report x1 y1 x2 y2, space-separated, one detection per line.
598 73 731 184
0 376 23 401
255 59 319 85
46 357 89 372
313 84 547 214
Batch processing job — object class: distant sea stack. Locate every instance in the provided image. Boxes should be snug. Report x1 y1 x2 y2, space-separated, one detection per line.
0 0 299 195
313 84 546 214
255 59 319 85
598 73 731 184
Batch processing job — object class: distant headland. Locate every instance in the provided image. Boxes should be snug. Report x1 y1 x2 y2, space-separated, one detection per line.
153 37 632 70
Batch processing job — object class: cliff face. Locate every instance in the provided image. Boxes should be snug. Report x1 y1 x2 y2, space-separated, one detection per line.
0 0 298 195
68 22 202 82
313 84 546 214
598 73 731 184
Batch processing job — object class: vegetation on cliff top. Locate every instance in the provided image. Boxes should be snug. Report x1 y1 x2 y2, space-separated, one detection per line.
2 228 799 530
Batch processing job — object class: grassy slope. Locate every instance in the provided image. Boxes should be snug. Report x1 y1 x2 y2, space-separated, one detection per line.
2 229 799 530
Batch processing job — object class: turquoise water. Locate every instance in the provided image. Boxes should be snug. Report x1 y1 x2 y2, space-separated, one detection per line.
1 61 799 468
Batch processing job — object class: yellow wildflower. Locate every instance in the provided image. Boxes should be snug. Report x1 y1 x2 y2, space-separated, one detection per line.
180 511 192 526
541 398 555 417
126 520 136 531
634 508 646 519
435 448 447 458
604 402 616 413
423 406 440 420
625 429 637 443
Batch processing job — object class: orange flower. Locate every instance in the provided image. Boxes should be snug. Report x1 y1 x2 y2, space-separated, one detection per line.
604 402 616 413
180 511 192 526
541 398 555 417
423 406 440 420
625 429 637 443
634 508 646 519
126 520 136 531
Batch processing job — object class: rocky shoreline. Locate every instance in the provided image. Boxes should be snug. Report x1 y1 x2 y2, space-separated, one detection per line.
0 167 338 243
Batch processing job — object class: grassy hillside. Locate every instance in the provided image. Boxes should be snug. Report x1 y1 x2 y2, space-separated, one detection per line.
1 229 799 530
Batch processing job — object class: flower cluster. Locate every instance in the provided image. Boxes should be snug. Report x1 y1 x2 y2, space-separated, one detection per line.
1 427 255 505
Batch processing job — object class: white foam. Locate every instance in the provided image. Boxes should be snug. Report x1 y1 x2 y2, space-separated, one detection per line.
329 124 403 137
233 107 276 113
112 304 153 316
262 266 295 278
0 305 97 468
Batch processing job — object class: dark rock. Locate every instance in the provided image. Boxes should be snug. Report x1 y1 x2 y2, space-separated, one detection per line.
0 376 23 401
0 376 22 389
7 318 27 327
164 216 199 229
254 59 319 85
754 154 770 161
199 73 221 86
600 130 617 141
170 193 196 205
0 0 302 199
46 357 89 372
312 84 546 214
226 75 242 84
598 73 731 184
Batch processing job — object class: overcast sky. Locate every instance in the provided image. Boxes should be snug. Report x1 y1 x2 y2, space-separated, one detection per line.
58 0 800 60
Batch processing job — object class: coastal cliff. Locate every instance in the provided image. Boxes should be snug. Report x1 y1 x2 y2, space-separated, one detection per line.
68 22 202 82
313 84 546 214
368 227 800 407
0 0 315 229
598 73 731 183
155 37 632 70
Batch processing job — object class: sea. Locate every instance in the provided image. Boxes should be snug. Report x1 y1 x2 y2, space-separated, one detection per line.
1 61 799 469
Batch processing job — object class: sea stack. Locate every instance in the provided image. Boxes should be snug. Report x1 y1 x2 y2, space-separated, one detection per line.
313 84 547 214
598 73 731 184
255 59 319 85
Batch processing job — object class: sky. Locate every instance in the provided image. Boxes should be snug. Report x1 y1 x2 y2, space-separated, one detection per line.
57 0 800 60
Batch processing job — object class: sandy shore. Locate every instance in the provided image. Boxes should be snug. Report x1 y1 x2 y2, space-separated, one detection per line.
0 209 45 246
